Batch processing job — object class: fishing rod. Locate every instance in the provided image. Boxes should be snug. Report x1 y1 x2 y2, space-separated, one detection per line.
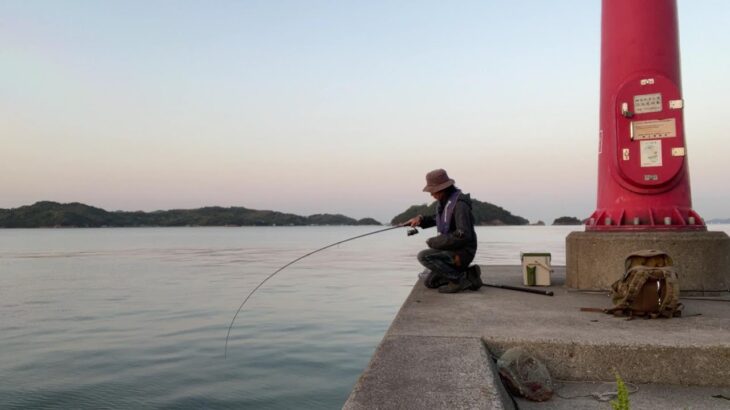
224 224 553 357
224 223 413 358
481 282 554 296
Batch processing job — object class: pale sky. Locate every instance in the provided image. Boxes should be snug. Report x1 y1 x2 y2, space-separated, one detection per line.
2 1 729 224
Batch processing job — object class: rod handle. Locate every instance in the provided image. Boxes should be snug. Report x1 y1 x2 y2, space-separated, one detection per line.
482 283 554 296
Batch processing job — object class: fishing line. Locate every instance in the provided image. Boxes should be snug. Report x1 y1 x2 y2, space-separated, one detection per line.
224 224 410 358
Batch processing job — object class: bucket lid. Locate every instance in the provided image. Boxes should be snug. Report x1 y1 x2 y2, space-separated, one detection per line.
521 252 551 259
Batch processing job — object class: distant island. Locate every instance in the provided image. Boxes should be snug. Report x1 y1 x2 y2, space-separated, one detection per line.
390 198 529 226
707 218 730 224
552 216 583 225
0 201 381 228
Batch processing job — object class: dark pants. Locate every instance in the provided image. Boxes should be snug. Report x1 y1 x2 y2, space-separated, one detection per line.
417 248 466 282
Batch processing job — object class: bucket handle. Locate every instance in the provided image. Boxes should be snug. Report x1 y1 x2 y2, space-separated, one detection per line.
526 261 553 273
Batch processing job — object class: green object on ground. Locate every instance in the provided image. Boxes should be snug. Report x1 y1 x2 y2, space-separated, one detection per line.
611 372 631 410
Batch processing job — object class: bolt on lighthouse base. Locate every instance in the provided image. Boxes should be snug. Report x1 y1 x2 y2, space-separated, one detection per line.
566 230 730 294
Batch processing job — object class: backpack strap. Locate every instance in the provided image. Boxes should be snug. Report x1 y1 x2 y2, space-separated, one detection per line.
612 267 650 308
657 268 683 317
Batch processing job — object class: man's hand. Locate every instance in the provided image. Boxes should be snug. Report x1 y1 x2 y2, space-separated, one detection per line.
405 215 423 227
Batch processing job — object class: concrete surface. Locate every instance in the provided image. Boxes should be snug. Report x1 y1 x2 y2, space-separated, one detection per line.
344 265 730 409
517 381 730 410
566 230 730 292
343 335 513 410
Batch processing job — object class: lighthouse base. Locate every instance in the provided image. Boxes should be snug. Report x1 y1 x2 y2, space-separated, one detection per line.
566 230 730 294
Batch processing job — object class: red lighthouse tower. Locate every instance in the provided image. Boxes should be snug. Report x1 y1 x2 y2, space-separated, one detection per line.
566 0 729 293
587 0 704 231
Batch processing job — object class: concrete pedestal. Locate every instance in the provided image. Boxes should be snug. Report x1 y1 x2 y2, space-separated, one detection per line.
566 230 730 293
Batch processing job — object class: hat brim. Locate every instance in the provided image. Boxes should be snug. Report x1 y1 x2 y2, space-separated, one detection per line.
422 179 454 193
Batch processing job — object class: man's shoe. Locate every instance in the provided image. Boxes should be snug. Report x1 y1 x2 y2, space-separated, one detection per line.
467 265 483 291
438 277 472 294
424 271 449 289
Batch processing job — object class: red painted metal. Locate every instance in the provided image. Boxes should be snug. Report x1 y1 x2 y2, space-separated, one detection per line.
587 0 705 231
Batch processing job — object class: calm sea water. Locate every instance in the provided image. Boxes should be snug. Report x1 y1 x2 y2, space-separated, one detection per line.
1 225 727 409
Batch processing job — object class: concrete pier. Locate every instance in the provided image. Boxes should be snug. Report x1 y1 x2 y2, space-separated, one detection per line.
344 266 730 409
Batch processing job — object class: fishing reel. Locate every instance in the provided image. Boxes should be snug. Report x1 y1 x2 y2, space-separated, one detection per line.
407 227 419 236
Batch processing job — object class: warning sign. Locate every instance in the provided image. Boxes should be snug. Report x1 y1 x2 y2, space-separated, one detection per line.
631 118 677 140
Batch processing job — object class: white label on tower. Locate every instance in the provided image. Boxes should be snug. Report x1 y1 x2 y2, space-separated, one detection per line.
640 140 663 167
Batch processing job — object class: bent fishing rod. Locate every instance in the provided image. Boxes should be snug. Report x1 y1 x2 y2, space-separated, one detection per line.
224 224 553 357
224 223 414 358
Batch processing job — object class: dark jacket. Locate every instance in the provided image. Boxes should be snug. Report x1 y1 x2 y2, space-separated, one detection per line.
420 192 478 268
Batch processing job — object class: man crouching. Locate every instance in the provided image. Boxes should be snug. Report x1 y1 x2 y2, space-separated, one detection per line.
406 169 483 293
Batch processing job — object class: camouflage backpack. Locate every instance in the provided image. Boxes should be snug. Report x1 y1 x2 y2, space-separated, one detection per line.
606 250 683 319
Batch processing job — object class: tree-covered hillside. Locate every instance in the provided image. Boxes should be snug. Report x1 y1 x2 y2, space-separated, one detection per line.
552 216 583 225
390 198 529 226
0 202 381 228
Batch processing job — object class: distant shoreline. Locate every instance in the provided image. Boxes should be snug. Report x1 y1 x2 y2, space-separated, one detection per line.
3 201 725 229
3 223 728 230
0 225 388 229
0 201 382 228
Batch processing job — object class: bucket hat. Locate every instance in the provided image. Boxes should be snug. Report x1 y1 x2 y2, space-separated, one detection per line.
422 169 455 193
